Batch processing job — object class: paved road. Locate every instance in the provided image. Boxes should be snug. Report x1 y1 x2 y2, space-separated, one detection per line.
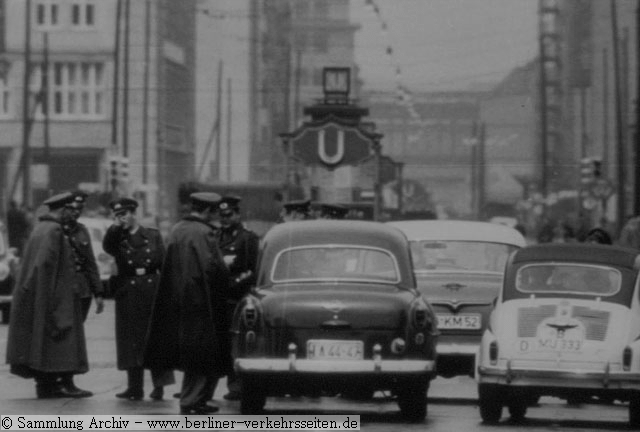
0 300 632 431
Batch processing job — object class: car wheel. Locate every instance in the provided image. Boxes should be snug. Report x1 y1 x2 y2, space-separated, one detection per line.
240 376 267 415
508 402 527 422
397 379 428 422
629 391 640 427
478 384 503 424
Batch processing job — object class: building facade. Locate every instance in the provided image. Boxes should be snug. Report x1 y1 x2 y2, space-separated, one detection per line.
0 0 196 220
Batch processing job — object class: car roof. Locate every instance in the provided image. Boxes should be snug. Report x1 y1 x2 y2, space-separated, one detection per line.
265 220 408 250
511 243 640 270
387 220 526 247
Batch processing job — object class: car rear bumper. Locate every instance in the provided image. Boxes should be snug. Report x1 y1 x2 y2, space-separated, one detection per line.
236 358 435 376
478 365 640 390
437 342 479 356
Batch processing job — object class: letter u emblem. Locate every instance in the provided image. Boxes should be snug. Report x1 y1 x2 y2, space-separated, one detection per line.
318 128 345 166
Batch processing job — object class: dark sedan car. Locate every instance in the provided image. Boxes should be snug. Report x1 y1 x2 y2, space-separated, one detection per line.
231 220 438 420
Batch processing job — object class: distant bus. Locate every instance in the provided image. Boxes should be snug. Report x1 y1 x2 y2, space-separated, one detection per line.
178 181 304 237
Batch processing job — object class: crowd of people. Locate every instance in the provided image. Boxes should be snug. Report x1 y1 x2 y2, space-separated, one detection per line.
3 188 353 414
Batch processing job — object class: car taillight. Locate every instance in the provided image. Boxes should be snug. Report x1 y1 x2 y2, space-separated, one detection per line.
390 338 406 354
623 346 632 371
412 300 429 329
243 303 258 328
489 341 498 365
97 253 112 263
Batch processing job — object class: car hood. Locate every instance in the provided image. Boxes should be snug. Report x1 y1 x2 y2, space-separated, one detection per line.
415 271 502 306
256 282 417 329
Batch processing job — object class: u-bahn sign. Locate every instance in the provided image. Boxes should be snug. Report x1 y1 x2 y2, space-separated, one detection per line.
282 118 379 170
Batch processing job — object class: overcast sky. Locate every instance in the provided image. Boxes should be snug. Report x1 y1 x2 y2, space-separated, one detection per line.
350 0 539 92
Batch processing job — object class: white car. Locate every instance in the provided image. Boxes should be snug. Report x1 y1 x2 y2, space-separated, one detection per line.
477 243 640 425
79 217 116 293
387 220 526 378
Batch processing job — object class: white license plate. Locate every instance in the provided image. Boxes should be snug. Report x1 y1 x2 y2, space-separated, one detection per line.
437 314 481 330
306 340 364 360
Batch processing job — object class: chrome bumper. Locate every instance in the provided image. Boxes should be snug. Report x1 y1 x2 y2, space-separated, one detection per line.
236 358 435 374
437 343 479 356
478 364 640 389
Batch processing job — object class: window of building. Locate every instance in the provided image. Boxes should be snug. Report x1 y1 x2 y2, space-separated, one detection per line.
30 61 105 119
35 0 60 29
71 1 96 28
312 68 323 86
0 73 11 118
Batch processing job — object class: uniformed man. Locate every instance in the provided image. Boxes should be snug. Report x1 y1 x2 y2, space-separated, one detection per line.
57 191 105 396
318 203 349 220
6 192 94 398
280 199 312 222
216 195 260 401
144 192 229 415
103 198 174 401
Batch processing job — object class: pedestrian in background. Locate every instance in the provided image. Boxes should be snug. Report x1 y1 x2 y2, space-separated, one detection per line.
103 197 174 401
6 192 94 399
215 195 260 401
144 192 229 415
619 215 640 249
584 227 613 245
57 191 105 396
317 203 349 220
280 199 312 222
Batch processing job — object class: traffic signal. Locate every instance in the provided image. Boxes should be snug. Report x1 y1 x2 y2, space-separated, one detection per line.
580 157 595 185
592 157 602 179
108 156 120 190
119 157 129 181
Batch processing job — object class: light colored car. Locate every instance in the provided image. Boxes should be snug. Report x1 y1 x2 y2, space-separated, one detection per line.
78 217 116 293
0 221 19 323
387 220 526 378
477 243 640 425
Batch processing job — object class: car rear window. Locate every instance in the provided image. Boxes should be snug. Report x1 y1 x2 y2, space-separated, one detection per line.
410 241 517 272
271 245 400 283
515 263 621 296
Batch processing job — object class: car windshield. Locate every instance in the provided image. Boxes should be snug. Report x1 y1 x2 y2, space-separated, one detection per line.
272 245 400 283
410 241 517 272
516 263 621 296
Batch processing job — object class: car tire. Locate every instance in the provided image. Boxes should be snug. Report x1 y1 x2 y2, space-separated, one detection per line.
629 391 640 427
240 376 267 415
478 384 503 424
508 402 527 422
397 378 428 422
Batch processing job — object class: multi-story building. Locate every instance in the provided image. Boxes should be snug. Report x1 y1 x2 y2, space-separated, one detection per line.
0 0 196 220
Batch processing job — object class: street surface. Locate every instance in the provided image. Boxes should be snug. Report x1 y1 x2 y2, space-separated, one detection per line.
0 300 632 431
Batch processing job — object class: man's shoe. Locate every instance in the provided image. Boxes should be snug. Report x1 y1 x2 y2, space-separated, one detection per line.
149 387 163 401
223 391 240 401
59 381 93 398
116 388 143 401
180 404 219 415
36 384 67 399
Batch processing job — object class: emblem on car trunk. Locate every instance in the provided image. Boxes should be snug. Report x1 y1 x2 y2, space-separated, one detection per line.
322 300 346 314
443 283 466 291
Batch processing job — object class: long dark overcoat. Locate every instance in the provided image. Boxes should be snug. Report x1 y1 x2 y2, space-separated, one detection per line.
6 216 89 378
143 216 229 375
103 225 164 370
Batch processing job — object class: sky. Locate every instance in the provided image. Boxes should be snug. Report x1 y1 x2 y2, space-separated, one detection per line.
350 0 540 92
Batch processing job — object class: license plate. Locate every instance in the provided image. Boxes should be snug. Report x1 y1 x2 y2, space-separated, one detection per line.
437 313 481 330
306 340 364 360
518 338 583 352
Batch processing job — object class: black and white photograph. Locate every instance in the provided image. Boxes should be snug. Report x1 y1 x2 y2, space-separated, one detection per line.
1 0 639 430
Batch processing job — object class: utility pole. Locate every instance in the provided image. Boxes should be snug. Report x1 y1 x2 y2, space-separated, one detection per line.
43 32 50 163
122 0 130 158
226 77 232 182
635 1 640 214
611 0 626 230
142 0 151 186
214 60 223 180
477 122 486 220
111 0 122 150
21 0 32 206
538 0 549 201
